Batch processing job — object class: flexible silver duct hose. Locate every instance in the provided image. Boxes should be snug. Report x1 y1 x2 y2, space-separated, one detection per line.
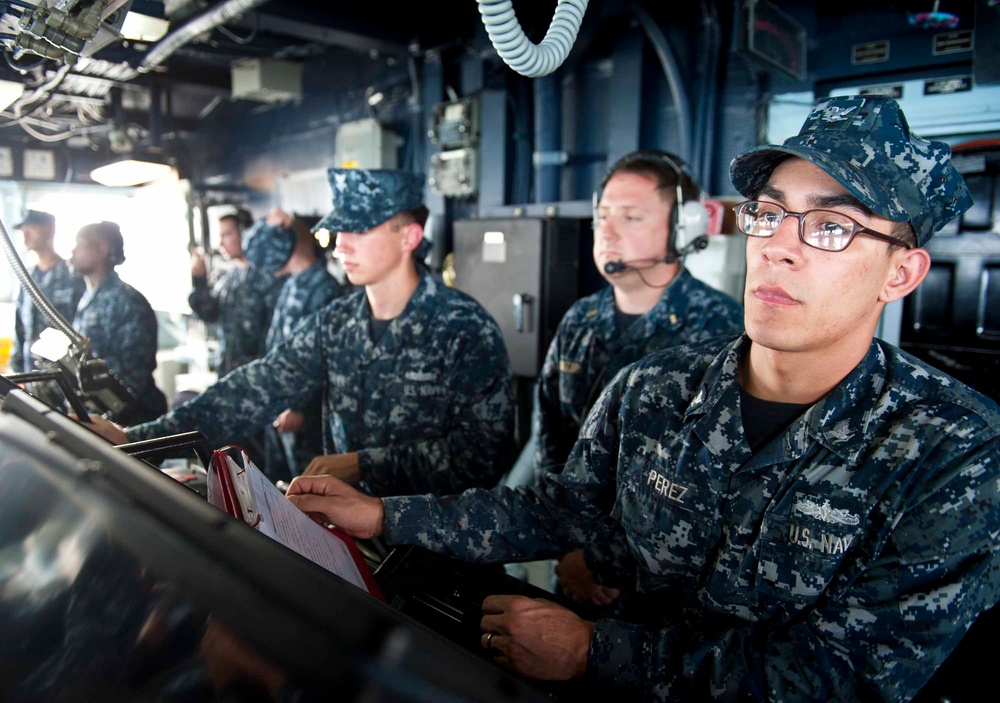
0 217 86 349
139 0 271 73
477 0 588 78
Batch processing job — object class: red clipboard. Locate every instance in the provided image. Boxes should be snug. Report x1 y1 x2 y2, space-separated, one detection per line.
210 447 252 524
209 445 383 601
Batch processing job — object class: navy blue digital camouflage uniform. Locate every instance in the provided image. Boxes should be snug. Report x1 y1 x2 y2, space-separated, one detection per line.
263 259 345 481
128 168 514 496
384 334 1000 701
74 271 166 425
372 97 1000 700
188 265 249 375
128 271 513 495
535 268 743 476
536 268 744 588
188 221 291 376
11 259 84 372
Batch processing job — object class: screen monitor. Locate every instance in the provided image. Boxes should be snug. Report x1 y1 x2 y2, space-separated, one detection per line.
0 389 546 702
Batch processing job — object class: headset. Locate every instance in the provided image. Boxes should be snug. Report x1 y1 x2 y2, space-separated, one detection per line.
597 150 709 277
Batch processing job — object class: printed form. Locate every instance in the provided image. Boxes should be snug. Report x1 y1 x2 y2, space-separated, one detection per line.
219 454 369 593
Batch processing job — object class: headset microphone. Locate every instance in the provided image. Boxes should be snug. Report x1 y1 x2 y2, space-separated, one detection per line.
604 256 670 275
605 234 709 276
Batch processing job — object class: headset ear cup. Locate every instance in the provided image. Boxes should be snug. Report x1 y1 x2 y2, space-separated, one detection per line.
676 200 708 249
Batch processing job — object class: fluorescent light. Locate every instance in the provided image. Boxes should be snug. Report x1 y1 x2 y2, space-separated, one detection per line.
121 12 170 42
90 159 174 187
367 91 384 106
0 79 24 111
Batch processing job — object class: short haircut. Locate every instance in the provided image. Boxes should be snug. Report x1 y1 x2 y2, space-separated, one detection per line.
889 221 917 251
601 151 700 204
81 221 126 266
393 205 429 229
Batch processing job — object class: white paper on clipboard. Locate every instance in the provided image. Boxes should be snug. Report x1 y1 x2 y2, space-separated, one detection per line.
216 450 369 593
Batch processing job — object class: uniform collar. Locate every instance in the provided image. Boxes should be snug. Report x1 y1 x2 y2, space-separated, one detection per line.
87 269 121 292
685 334 747 420
356 269 435 355
291 259 326 281
799 340 887 463
31 256 68 276
593 268 695 345
687 336 887 464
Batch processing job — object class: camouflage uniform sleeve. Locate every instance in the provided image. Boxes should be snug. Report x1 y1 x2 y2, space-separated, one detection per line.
587 437 1000 701
125 322 325 446
188 273 220 322
582 531 636 588
288 390 321 419
382 373 627 561
533 325 576 481
357 323 515 496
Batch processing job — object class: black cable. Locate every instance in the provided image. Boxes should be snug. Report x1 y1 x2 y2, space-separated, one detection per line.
5 49 46 72
604 259 673 287
631 263 676 289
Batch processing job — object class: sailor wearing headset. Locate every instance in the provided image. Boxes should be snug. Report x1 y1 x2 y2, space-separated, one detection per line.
535 150 744 607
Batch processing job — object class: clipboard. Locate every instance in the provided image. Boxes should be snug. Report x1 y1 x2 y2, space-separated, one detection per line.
209 445 383 600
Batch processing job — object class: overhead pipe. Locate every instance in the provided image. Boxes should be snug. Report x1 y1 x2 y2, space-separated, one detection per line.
630 3 692 162
698 2 722 190
139 0 270 73
533 73 562 203
692 0 721 186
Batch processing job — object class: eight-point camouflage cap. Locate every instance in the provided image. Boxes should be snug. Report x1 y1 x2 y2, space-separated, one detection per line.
244 220 294 273
730 96 973 246
313 168 425 234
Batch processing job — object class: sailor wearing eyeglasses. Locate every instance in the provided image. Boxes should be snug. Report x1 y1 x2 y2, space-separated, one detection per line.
285 96 1000 701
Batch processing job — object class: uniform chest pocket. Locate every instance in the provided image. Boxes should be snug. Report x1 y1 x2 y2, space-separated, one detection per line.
557 356 594 421
755 511 862 607
616 472 715 587
381 371 448 435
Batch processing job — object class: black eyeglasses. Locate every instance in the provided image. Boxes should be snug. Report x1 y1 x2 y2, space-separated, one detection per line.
733 201 912 252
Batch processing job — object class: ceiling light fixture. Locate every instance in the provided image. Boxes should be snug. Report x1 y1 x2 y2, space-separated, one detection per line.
90 156 174 187
120 12 170 42
120 0 171 43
